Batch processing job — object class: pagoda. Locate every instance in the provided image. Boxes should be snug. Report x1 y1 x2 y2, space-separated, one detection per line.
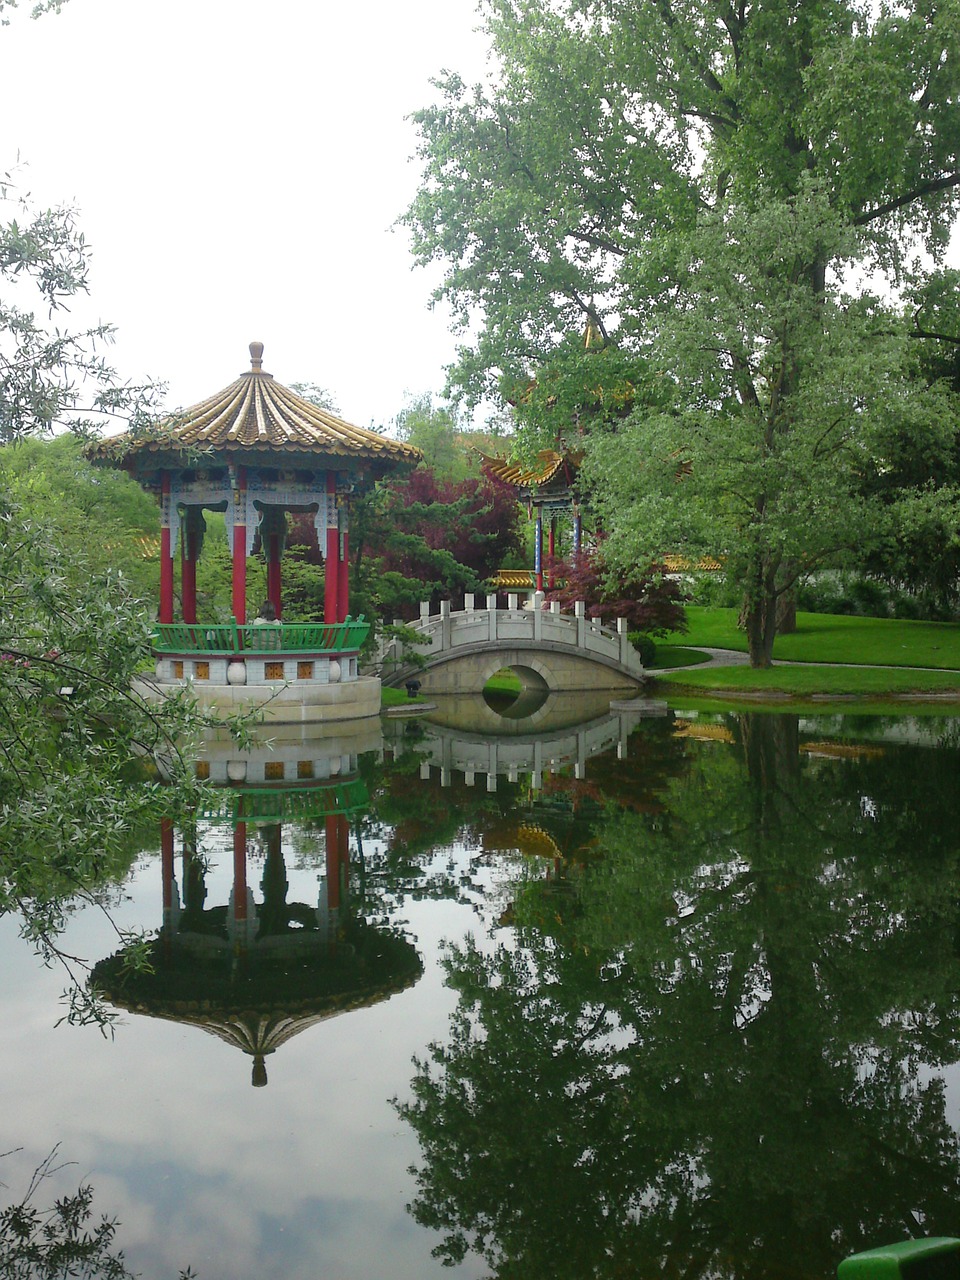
89 343 421 722
92 726 423 1087
479 448 582 591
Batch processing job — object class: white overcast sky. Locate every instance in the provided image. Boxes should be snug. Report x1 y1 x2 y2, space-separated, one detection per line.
1 0 491 431
4 1 957 436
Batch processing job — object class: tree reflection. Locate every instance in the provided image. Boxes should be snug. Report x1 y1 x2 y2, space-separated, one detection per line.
0 1148 194 1279
398 714 960 1279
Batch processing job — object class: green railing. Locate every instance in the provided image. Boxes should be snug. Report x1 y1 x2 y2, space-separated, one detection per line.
153 617 369 654
200 778 369 825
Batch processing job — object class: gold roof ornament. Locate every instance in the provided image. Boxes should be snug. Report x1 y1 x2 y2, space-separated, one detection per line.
88 342 422 472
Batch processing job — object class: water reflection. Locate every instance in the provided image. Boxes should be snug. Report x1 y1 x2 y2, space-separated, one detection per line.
16 702 960 1279
396 710 960 1280
93 726 422 1087
390 699 666 790
427 686 652 734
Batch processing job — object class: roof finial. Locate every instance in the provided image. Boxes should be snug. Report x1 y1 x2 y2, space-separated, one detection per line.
249 341 264 373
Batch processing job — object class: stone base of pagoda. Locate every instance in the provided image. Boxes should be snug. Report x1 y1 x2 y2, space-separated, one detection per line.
135 669 382 725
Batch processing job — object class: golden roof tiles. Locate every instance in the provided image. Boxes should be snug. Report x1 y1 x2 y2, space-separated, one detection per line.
477 448 582 490
88 342 422 469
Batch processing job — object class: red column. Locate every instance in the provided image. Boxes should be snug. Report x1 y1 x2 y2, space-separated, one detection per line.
338 815 350 892
232 467 247 624
160 473 174 623
324 473 339 625
161 818 175 913
267 533 282 618
338 525 349 622
233 822 247 924
182 528 198 624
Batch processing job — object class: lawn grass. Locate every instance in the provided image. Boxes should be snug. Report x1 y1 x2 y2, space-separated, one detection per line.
655 663 960 696
484 668 523 695
382 669 523 710
651 646 713 669
661 607 960 669
381 685 426 708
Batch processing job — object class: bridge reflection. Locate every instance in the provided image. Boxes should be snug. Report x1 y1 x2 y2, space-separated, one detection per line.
392 694 668 792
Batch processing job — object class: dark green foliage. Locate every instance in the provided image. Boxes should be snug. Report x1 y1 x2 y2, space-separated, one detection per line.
627 631 656 666
796 572 960 622
345 464 523 622
0 433 160 602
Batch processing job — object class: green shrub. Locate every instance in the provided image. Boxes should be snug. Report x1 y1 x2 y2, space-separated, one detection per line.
796 572 960 623
628 631 657 666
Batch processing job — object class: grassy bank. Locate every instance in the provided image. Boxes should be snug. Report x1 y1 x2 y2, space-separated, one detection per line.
655 608 960 699
381 668 522 710
653 645 713 669
381 685 426 708
656 663 960 696
661 608 960 669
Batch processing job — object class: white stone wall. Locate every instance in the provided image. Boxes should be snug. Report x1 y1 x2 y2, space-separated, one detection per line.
154 651 360 688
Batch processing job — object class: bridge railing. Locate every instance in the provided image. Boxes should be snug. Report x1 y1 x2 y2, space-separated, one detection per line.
375 592 642 677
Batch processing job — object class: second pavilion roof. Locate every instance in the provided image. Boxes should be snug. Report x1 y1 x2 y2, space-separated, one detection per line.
478 447 582 496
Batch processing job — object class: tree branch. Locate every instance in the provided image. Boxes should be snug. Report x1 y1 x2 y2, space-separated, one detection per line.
911 307 960 346
570 227 629 258
853 171 960 227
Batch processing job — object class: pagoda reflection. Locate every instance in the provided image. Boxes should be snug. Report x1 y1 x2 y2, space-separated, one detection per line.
93 725 422 1086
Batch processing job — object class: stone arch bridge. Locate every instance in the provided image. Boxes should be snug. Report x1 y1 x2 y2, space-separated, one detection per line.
376 592 645 695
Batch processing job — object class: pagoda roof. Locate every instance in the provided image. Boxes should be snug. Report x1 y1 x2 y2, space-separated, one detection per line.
92 924 422 1087
478 447 582 493
88 342 421 471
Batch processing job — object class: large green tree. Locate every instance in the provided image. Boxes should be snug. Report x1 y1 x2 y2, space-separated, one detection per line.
405 0 960 664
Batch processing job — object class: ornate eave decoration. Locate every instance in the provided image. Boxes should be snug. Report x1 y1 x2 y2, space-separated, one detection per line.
478 447 583 508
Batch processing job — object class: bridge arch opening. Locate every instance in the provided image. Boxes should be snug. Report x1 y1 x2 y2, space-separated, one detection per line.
482 665 550 719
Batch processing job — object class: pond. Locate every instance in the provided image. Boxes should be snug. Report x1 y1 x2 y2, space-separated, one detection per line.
4 698 960 1279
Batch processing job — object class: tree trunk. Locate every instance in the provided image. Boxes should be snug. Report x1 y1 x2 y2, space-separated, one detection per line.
742 589 778 667
776 588 797 634
739 712 800 791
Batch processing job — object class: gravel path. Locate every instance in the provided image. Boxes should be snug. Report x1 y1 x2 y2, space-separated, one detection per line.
647 647 751 675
